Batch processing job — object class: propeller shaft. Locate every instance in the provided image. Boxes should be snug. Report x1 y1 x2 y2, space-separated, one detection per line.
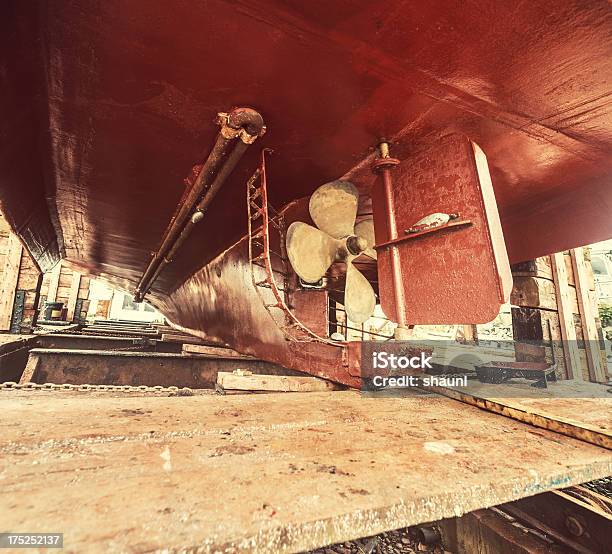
346 235 368 256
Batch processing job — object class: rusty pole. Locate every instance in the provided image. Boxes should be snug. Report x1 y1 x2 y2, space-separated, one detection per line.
134 108 266 301
372 141 410 339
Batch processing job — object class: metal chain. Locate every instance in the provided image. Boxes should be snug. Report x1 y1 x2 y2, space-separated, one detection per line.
0 381 194 394
35 324 82 336
102 343 155 353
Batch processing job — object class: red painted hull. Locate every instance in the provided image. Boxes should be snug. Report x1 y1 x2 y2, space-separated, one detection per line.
1 1 611 381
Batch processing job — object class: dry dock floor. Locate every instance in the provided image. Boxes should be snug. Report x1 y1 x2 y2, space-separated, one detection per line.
0 389 610 553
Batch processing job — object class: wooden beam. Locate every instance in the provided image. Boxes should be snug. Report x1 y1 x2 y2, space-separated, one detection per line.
453 509 553 554
65 272 82 322
0 234 23 330
182 343 253 359
551 252 582 379
46 261 62 303
570 248 607 382
161 332 206 345
511 275 579 313
428 380 612 449
19 354 40 384
217 371 340 392
457 325 478 343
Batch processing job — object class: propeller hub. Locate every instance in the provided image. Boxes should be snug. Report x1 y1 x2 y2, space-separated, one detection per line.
346 235 368 256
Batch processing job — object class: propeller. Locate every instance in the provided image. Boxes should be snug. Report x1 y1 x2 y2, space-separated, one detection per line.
286 180 377 324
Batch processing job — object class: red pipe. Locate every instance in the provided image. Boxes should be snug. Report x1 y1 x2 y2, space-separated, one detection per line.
372 142 410 338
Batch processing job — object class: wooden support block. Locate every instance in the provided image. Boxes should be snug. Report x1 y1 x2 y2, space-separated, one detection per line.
161 333 207 345
182 343 253 359
511 275 579 313
0 220 40 333
510 256 553 279
510 275 556 310
217 371 340 392
582 247 597 291
511 307 565 374
46 261 62 303
16 255 41 289
458 324 478 343
214 384 268 395
571 248 607 382
17 260 42 332
551 252 582 380
19 354 40 384
94 298 111 319
0 234 23 330
65 272 82 322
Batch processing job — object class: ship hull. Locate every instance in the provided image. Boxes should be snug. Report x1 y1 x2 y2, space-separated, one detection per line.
1 1 611 377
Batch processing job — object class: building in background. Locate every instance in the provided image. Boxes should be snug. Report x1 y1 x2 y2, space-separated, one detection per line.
87 279 164 323
590 239 612 306
0 214 42 333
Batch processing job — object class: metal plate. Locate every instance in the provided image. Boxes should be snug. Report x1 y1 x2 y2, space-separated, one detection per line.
371 134 512 324
9 290 26 334
0 391 610 553
73 297 84 323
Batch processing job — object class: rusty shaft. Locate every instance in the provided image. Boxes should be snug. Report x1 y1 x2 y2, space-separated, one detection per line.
134 108 265 301
373 141 409 335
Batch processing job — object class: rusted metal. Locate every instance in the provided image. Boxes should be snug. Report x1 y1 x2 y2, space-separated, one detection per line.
162 140 251 261
0 342 31 383
34 333 182 353
20 348 295 389
371 142 408 337
3 1 612 290
443 507 569 553
475 360 558 388
371 134 512 325
1 390 610 552
375 219 473 249
159 170 361 386
3 2 611 381
498 490 612 554
134 108 265 301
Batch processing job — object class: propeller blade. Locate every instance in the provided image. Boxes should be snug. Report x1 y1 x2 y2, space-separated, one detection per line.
309 180 359 239
354 218 377 260
286 222 338 283
344 261 376 324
